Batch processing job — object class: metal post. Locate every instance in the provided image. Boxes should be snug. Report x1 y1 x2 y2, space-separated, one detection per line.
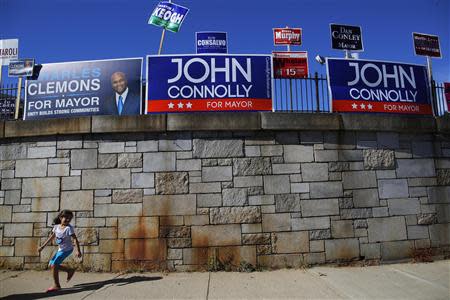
426 56 437 116
14 77 22 119
314 72 320 112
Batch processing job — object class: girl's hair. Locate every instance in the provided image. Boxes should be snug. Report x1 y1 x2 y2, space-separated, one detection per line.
52 210 74 225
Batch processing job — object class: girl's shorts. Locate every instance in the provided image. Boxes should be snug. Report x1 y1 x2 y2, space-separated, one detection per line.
49 249 73 266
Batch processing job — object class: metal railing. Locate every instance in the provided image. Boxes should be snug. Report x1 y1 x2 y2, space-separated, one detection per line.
272 72 330 112
1 78 447 119
434 81 448 117
0 84 23 120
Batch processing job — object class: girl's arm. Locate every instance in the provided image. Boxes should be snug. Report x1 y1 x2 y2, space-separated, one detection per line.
71 234 82 258
38 232 55 252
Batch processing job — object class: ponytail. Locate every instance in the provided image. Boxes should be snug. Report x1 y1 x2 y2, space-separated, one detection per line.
52 210 74 225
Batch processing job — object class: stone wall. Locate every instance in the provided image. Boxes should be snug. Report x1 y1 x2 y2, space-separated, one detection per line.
0 114 449 271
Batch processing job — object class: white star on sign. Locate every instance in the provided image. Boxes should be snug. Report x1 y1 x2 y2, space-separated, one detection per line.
186 102 193 109
368 104 373 110
352 103 358 109
178 102 184 109
360 103 366 109
168 102 175 109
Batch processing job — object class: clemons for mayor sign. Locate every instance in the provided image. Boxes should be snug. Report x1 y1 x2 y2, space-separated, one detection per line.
327 58 432 115
148 1 189 33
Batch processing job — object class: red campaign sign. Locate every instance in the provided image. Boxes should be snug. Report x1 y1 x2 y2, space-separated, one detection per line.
147 99 272 113
332 100 433 115
272 51 308 79
445 82 450 111
273 28 302 45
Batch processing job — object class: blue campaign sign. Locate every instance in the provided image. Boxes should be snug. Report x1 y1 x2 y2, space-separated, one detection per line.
196 32 228 54
326 58 432 115
146 54 272 113
24 58 142 120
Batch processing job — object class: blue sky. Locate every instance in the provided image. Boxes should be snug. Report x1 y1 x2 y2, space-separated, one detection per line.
1 0 449 84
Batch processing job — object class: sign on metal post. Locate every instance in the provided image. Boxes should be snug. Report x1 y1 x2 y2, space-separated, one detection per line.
148 1 189 33
146 54 273 113
327 58 432 115
413 33 441 58
273 28 302 46
330 24 363 51
24 58 143 120
196 32 228 54
8 59 35 77
272 51 308 79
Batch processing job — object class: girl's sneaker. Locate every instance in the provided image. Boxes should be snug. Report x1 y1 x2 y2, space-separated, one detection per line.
46 286 60 293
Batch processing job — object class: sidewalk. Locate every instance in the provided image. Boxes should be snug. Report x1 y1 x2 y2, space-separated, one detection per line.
0 260 449 299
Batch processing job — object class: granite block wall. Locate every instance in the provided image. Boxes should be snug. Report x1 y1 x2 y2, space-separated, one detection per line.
0 130 449 271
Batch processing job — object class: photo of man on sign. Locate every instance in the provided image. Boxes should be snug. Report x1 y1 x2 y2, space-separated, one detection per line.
103 71 141 116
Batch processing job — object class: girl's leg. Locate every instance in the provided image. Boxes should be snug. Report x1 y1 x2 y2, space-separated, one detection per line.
52 265 61 288
59 265 75 281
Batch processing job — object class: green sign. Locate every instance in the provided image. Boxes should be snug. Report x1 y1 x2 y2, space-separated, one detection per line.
148 1 189 33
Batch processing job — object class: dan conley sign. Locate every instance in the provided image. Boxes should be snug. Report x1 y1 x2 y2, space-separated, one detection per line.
330 24 363 51
146 54 272 112
327 58 432 115
148 1 189 33
24 58 142 120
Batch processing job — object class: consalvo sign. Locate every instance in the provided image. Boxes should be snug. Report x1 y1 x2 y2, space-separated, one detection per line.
272 51 308 79
24 58 142 120
327 58 432 115
330 24 363 51
196 32 228 54
273 28 302 46
148 1 189 33
0 39 19 66
146 54 272 112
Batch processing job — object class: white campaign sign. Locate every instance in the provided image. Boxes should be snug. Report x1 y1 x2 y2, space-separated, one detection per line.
0 39 19 66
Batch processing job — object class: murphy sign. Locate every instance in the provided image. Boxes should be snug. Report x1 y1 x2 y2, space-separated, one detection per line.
148 1 189 33
327 58 432 115
146 54 272 112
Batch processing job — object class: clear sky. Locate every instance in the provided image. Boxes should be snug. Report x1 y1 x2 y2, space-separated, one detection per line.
1 0 449 84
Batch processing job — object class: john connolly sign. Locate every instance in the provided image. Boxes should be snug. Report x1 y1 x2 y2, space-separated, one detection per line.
327 58 432 115
146 54 272 112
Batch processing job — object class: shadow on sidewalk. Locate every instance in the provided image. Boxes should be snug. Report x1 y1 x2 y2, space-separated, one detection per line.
1 275 163 300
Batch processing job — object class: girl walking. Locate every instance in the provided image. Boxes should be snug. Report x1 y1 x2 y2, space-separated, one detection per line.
38 209 82 292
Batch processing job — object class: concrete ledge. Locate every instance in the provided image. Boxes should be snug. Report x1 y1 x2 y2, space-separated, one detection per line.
4 117 91 138
340 114 437 133
0 120 4 138
92 115 166 133
436 114 450 133
167 112 260 131
261 113 341 130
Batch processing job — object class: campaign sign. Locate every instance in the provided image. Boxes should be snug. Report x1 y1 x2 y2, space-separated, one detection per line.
0 39 19 66
273 51 308 79
413 33 441 58
8 59 35 77
148 1 189 33
273 28 302 46
445 83 450 112
327 58 432 115
146 54 272 112
330 24 363 51
24 58 142 120
196 32 228 54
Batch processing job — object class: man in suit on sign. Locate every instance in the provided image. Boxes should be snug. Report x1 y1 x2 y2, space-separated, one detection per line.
103 71 140 115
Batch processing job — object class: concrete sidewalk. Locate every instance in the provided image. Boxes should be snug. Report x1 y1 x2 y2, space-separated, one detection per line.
0 260 448 299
